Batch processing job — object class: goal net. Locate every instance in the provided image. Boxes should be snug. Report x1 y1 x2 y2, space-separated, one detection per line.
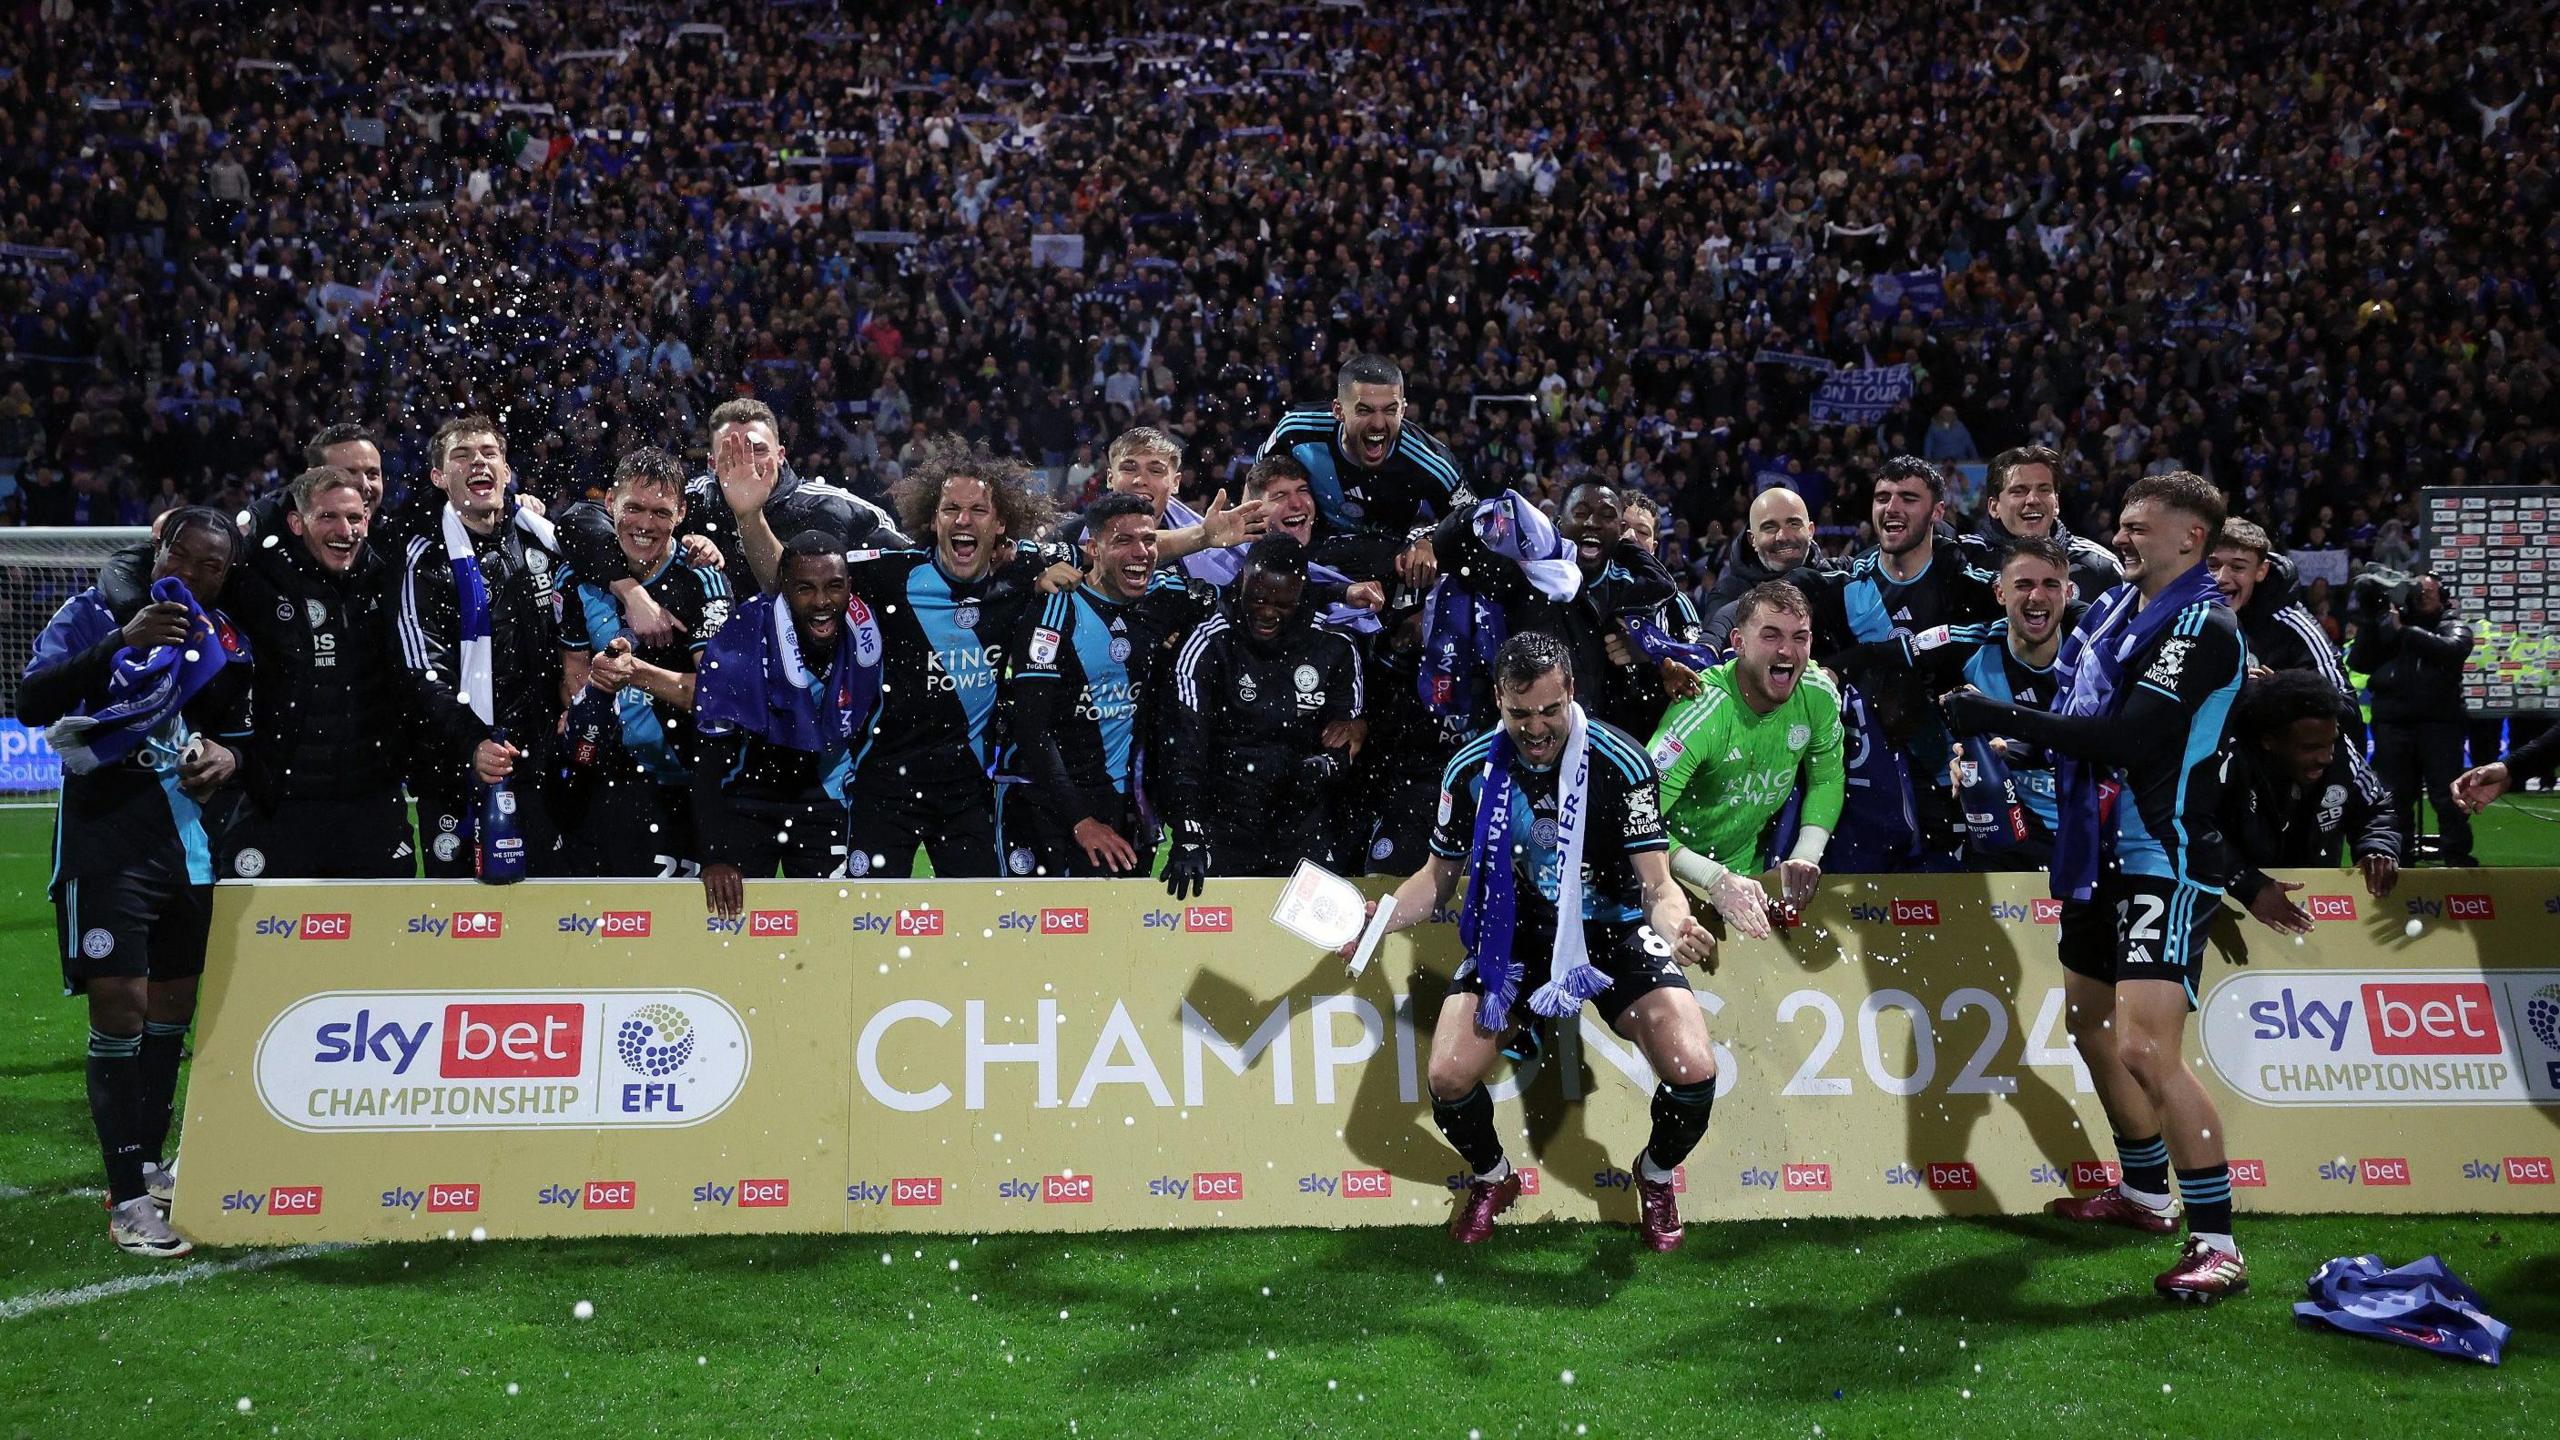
0 527 150 807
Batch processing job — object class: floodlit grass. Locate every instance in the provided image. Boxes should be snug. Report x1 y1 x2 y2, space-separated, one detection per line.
4 808 2555 1434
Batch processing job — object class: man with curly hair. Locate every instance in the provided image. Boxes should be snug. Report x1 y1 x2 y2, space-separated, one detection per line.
728 433 1060 877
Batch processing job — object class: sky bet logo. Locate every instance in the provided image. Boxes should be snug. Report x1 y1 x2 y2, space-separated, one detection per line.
538 1180 637 1210
223 1185 323 1215
2463 1156 2555 1185
256 914 351 940
2305 895 2358 923
1144 907 1235 932
2319 1157 2412 1186
896 909 944 938
705 909 798 937
693 1178 790 1208
2405 895 2496 921
558 911 652 938
1987 900 2061 925
1881 1162 1976 1190
406 911 502 938
1000 908 1091 936
1739 1163 1829 1192
1848 899 1939 926
2245 982 2500 1054
1151 1172 1247 1201
379 1183 481 1214
1298 1170 1393 1198
841 1177 942 1206
995 1174 1095 1203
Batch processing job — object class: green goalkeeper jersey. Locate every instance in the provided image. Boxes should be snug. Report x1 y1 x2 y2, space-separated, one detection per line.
1645 660 1846 867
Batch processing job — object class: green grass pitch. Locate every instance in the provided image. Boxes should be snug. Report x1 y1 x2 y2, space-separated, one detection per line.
4 805 2556 1434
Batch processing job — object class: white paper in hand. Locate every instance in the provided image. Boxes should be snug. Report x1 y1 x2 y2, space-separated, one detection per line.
1270 860 1366 951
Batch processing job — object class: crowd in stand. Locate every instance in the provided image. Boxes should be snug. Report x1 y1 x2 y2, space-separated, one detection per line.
3 0 2554 641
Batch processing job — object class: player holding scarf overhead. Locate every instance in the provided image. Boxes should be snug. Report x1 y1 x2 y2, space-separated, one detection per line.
1944 472 2250 1303
1356 631 1717 1252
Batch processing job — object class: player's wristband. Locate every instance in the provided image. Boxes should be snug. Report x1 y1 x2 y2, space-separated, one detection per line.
1787 824 1830 867
1666 843 1728 892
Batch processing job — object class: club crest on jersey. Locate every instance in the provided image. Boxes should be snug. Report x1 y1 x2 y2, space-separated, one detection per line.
81 928 115 959
848 850 871 877
955 602 981 630
1294 665 1320 693
1008 847 1038 876
432 833 461 863
307 599 330 629
234 847 268 878
1787 724 1811 751
1530 817 1560 849
1371 836 1395 860
1109 636 1132 664
1028 626 1061 667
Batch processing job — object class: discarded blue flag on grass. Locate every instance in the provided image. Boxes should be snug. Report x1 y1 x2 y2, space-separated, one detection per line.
2294 1255 2509 1365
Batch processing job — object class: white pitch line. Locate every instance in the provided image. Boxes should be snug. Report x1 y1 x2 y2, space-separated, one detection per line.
0 1244 346 1321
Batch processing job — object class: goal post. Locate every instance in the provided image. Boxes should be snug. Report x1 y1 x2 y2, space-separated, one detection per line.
0 526 151 807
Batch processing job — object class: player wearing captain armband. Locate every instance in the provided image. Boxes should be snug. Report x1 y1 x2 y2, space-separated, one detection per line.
1354 631 1717 1253
1648 582 1843 940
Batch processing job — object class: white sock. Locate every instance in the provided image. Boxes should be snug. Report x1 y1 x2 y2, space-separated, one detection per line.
2117 1182 2173 1212
1475 1157 1513 1185
1638 1150 1679 1185
2191 1231 2239 1257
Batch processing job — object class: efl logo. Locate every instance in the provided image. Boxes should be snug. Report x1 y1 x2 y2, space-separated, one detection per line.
2068 1160 2121 1191
583 1180 637 1210
2031 898 2064 925
269 1185 324 1215
439 1003 583 1079
891 1177 944 1207
426 1183 481 1214
2362 983 2500 1056
1925 1162 1978 1191
1042 1174 1094 1204
1186 906 1235 933
301 913 352 940
895 909 945 938
1892 899 1941 927
600 910 652 938
747 910 799 938
1039 908 1090 936
1193 1172 1244 1202
1782 1163 1832 1193
2447 894 2496 921
737 1178 790 1209
451 910 504 939
2360 1158 2412 1187
2508 1157 2556 1185
1341 1169 1393 1198
2307 895 2358 923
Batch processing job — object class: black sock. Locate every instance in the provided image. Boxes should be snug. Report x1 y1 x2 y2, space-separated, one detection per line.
1643 1078 1718 1174
86 1027 147 1205
140 1020 189 1165
1430 1084 1505 1177
2177 1164 2234 1238
2115 1133 2171 1202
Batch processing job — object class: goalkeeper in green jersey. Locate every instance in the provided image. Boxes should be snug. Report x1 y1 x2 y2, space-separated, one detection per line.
1646 581 1846 938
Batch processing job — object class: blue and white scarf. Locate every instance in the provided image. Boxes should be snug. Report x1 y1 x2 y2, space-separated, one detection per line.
443 502 558 728
48 577 245 774
1420 492 1581 718
2047 562 2222 901
2296 1255 2509 1366
1459 701 1609 1028
696 593 883 752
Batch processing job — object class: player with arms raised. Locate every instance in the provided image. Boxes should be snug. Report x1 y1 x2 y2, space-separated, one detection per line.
1356 632 1717 1252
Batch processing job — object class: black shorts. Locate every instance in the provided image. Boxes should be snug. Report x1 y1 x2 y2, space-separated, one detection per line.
558 778 698 878
847 773 1001 879
220 791 414 880
55 856 211 995
1453 918 1694 1033
2058 872 2218 1008
718 798 846 879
